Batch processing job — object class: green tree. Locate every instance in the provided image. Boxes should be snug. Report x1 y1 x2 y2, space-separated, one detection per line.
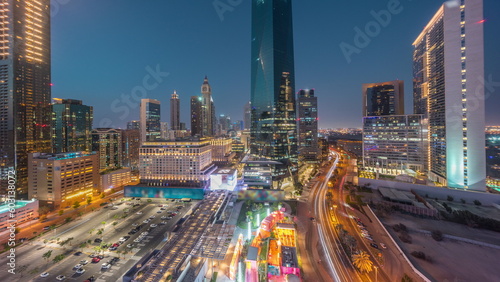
42 250 52 265
58 210 64 216
100 192 105 199
87 197 92 205
52 254 65 263
65 216 73 223
352 251 373 273
73 201 80 209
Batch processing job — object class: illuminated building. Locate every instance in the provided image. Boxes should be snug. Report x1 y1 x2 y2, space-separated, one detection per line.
92 128 122 172
121 129 140 171
28 152 99 207
244 101 251 130
219 114 231 135
318 137 329 163
127 120 140 130
210 168 237 191
413 0 486 190
160 121 169 140
297 89 319 164
52 99 93 153
170 90 180 130
101 167 131 192
201 76 216 137
0 200 39 231
486 126 500 189
337 140 362 157
232 141 245 154
190 96 203 136
250 0 298 180
0 0 52 195
362 80 404 116
140 99 161 142
210 138 234 166
363 115 427 176
138 138 216 188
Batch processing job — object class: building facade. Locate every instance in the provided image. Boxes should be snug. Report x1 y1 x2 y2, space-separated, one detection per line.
210 138 234 166
139 138 216 188
250 0 298 180
413 0 485 190
0 0 52 195
28 152 99 207
170 90 180 131
127 120 140 130
52 99 93 153
297 89 319 164
363 115 427 176
191 96 203 136
244 101 251 130
121 129 140 171
0 200 39 231
362 80 404 117
101 167 131 192
92 128 122 172
486 126 500 188
140 99 161 143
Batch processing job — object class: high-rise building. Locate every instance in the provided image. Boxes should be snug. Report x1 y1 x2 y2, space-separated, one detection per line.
140 99 161 142
127 120 140 130
297 89 319 164
160 122 169 140
92 128 122 172
413 0 485 190
28 152 99 207
190 96 203 136
250 0 298 180
170 90 180 131
244 101 251 130
219 114 231 134
486 126 500 186
0 0 52 195
52 99 93 153
362 80 404 117
201 76 216 137
121 129 140 171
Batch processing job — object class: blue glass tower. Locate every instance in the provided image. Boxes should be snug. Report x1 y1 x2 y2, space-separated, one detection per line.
250 0 298 180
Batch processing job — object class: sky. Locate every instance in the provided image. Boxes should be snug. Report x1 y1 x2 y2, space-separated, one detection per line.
51 0 500 129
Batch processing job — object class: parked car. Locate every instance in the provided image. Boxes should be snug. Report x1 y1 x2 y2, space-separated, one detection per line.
91 257 101 263
76 268 86 274
80 260 89 265
94 238 102 243
380 243 387 249
83 276 95 282
73 264 83 269
56 275 66 281
101 263 111 269
40 272 49 278
370 243 379 249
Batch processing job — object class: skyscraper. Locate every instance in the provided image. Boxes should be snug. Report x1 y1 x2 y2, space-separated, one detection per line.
244 101 251 130
0 0 52 195
250 0 298 180
362 80 404 117
190 96 203 136
52 99 93 153
121 129 140 171
140 99 161 143
170 90 180 131
92 128 122 172
413 0 485 190
297 89 319 164
201 76 215 137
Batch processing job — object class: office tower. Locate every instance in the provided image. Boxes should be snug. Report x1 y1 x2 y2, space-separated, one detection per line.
297 89 319 164
180 122 186 130
413 0 485 190
0 0 51 195
121 129 140 171
140 99 161 142
52 99 93 153
363 115 427 176
160 122 169 140
219 114 231 134
92 128 122 172
127 120 140 130
28 152 99 207
486 126 500 185
139 138 216 188
244 101 251 130
250 0 298 179
190 96 203 136
170 90 180 131
201 76 215 136
362 80 404 117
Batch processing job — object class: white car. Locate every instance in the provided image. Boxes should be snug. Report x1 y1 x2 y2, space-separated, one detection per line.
132 223 139 227
136 211 143 215
160 221 167 225
141 232 149 236
380 243 387 249
56 275 66 281
119 237 127 243
134 237 142 243
150 224 157 228
143 219 150 224
73 264 83 269
40 272 49 278
80 259 89 265
76 268 86 274
101 263 111 269
127 244 134 248
149 215 156 219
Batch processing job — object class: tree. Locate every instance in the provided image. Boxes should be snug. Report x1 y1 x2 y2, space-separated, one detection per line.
447 195 454 202
87 197 92 205
401 274 414 282
58 210 64 216
65 216 73 223
473 200 482 206
352 251 373 273
52 254 65 263
42 250 52 265
100 192 105 199
39 214 47 222
73 201 80 209
431 230 443 241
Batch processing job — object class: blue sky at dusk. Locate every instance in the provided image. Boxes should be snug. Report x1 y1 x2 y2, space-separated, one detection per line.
51 0 500 129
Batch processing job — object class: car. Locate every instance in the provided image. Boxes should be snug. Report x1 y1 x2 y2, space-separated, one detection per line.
74 264 83 269
166 216 172 220
74 251 82 256
119 237 128 243
112 243 120 247
56 275 66 281
76 268 86 274
160 221 167 225
170 199 175 202
40 272 49 278
94 238 102 243
92 257 101 263
127 244 134 248
157 210 162 213
111 257 120 263
370 243 379 249
150 224 157 228
364 236 374 241
380 243 387 249
143 219 150 224
149 215 156 219
132 223 139 227
101 263 111 269
136 211 143 215
134 238 141 243
43 226 50 230
161 216 167 220
133 204 140 207
80 259 89 265
109 246 117 251
141 231 149 236
160 207 166 210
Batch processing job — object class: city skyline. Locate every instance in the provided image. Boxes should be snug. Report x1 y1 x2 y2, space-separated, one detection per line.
49 0 500 129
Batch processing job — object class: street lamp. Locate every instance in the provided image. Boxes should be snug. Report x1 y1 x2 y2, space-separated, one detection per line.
374 265 378 282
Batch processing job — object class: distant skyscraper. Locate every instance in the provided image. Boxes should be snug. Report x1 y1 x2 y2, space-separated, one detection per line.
170 90 180 131
244 101 251 130
52 99 93 154
219 114 231 134
190 96 203 136
413 0 485 190
362 80 404 117
297 89 319 164
140 99 161 143
127 120 140 130
160 122 169 140
250 0 298 179
92 128 122 172
201 76 215 137
0 0 52 195
121 129 140 171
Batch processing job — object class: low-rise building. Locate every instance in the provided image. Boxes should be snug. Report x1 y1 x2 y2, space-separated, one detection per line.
0 199 39 231
210 137 234 166
101 167 132 192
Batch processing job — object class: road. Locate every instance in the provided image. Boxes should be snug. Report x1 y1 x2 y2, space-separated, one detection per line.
0 198 194 282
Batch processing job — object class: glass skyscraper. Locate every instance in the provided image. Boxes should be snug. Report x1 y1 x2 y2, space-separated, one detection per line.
140 99 161 143
52 99 93 154
250 0 298 180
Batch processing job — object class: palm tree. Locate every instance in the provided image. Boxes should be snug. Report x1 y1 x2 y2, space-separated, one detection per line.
352 251 373 273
